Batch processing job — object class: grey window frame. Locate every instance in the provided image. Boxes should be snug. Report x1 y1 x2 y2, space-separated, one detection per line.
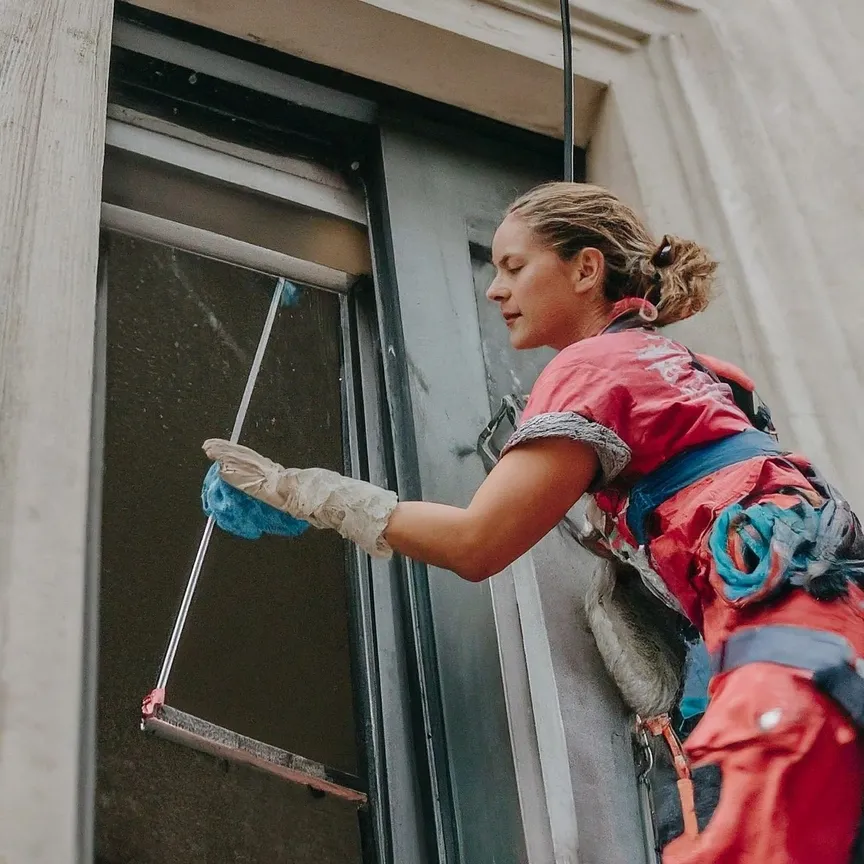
97 110 390 859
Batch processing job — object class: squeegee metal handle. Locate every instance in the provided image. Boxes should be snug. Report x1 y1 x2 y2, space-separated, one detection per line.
154 279 287 692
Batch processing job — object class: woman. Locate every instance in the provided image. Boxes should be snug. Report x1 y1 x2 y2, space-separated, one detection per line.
204 183 864 864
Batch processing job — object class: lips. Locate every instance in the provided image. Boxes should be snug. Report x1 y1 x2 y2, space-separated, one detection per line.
503 312 521 326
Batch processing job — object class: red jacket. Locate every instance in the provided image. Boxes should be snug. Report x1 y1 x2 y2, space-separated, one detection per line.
509 312 844 650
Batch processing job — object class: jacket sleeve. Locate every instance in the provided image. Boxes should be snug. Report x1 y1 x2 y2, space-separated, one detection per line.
501 354 633 487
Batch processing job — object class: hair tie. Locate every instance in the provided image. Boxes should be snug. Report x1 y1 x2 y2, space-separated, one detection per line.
651 235 674 268
637 299 659 323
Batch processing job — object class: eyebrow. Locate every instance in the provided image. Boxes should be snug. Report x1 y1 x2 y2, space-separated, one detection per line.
496 253 522 269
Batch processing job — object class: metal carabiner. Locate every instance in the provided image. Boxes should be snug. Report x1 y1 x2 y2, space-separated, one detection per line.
634 715 655 783
634 715 660 864
476 394 526 474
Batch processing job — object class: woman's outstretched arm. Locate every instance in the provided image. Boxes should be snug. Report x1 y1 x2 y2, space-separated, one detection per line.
204 435 598 578
384 437 598 581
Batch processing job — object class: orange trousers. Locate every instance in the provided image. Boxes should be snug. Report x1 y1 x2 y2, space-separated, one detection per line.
662 661 864 864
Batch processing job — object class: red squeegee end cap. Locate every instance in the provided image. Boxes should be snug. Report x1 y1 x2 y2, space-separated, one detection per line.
141 687 166 719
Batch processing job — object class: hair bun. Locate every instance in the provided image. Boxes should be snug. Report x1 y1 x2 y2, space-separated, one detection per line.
646 235 717 324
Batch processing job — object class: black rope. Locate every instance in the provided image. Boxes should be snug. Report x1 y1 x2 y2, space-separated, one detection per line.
560 0 574 181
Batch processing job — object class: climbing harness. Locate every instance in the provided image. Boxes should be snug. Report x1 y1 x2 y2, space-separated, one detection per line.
710 624 864 732
626 428 785 547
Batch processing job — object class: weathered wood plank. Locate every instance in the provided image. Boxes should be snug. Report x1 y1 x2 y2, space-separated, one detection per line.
0 1 113 861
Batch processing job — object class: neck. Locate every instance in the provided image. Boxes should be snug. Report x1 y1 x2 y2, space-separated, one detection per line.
552 304 616 350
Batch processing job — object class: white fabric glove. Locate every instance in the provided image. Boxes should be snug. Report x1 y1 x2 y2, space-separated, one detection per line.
203 439 398 558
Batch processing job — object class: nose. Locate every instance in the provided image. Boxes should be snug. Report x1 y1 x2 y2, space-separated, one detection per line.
486 275 509 303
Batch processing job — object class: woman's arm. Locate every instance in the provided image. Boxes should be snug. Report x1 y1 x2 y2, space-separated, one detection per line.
384 437 598 581
204 435 599 575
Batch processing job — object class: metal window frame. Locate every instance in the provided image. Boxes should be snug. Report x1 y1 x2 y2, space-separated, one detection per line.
97 113 393 857
342 283 394 864
359 161 460 864
105 117 366 225
111 17 377 126
101 202 353 292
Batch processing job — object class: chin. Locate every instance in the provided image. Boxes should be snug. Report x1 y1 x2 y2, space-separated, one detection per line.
509 328 541 351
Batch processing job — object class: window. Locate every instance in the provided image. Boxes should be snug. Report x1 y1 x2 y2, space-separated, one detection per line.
96 113 378 864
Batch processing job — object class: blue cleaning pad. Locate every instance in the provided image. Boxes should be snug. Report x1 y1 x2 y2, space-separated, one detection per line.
278 278 303 308
202 462 309 540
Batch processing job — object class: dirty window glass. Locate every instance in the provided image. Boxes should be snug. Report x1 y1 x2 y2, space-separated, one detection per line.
97 231 361 864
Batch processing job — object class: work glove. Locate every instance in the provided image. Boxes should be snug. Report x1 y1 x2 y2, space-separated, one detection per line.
203 439 398 558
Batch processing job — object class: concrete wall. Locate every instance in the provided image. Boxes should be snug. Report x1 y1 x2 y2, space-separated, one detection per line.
0 2 113 862
584 0 864 507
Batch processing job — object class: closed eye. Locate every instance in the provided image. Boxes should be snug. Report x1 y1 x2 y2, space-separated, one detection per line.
495 254 525 275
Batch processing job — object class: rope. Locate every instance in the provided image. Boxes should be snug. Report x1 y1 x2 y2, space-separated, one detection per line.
560 0 575 182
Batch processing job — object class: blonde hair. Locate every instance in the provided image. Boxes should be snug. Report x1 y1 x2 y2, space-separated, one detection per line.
507 182 716 327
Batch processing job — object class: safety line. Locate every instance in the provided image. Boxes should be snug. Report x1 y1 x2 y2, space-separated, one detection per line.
560 0 575 182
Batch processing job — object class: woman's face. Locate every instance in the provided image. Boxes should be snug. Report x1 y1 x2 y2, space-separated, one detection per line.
488 213 606 351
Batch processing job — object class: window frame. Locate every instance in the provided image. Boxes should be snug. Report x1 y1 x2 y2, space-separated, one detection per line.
99 11 569 858
97 111 389 862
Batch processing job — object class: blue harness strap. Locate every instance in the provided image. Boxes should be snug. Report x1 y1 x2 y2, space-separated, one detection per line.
711 624 864 730
710 625 854 676
625 428 786 547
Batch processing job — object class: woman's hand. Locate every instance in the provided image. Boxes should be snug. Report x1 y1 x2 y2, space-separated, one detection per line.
203 439 398 558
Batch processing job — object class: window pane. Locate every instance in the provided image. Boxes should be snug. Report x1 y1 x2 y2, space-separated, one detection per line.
97 232 362 863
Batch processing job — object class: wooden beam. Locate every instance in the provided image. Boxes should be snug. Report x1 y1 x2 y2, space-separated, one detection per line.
0 1 114 862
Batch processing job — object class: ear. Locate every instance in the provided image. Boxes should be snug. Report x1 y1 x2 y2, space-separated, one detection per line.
571 247 605 296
